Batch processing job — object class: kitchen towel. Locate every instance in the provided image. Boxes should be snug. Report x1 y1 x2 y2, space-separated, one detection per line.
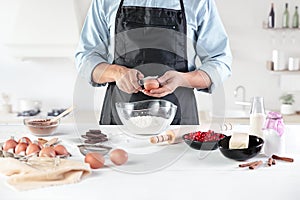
0 157 91 191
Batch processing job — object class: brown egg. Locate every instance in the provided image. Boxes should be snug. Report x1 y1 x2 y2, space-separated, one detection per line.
37 141 45 149
54 145 69 156
26 143 41 155
18 137 32 145
84 152 105 169
3 136 18 152
39 146 56 158
109 149 128 166
144 79 160 91
15 140 28 155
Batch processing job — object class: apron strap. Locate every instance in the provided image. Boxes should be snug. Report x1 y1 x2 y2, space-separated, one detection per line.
179 0 185 11
116 0 125 17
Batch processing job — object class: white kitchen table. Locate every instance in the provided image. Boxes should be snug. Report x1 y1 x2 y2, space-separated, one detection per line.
0 124 300 200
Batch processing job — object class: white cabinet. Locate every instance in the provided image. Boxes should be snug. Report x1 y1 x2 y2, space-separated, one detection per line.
0 0 92 58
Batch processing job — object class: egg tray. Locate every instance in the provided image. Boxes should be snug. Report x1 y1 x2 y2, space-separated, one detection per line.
0 143 70 162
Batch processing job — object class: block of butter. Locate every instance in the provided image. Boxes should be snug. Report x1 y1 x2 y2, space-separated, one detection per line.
229 132 249 149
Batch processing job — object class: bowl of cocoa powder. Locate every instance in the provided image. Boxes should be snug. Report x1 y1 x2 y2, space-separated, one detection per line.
23 117 60 136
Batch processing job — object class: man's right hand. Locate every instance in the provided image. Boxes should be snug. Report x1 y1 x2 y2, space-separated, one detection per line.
115 66 144 94
92 63 144 94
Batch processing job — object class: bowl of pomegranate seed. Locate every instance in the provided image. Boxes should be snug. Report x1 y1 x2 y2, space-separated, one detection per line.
182 130 226 151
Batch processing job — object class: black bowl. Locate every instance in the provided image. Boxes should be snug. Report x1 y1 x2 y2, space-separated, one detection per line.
218 135 264 161
182 133 226 151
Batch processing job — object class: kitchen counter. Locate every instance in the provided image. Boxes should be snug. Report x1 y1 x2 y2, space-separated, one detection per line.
1 110 300 125
0 124 300 200
208 113 300 125
0 110 95 125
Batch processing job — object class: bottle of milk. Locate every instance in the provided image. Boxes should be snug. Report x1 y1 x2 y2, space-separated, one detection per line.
249 97 266 139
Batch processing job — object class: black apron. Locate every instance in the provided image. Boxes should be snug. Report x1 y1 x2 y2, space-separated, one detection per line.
100 0 199 125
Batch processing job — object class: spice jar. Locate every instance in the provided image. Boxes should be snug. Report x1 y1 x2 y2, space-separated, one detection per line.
265 111 285 136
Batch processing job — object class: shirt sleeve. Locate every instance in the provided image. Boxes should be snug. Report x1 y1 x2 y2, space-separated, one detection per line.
195 0 232 93
75 0 110 87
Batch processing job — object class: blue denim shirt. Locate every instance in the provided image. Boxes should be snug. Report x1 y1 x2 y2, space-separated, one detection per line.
75 0 232 92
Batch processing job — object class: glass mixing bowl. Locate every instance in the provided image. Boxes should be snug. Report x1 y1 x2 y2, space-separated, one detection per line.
115 99 177 136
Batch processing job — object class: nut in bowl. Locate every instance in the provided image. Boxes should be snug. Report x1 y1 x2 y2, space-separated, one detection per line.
23 117 60 136
115 99 177 136
182 130 226 151
218 135 264 161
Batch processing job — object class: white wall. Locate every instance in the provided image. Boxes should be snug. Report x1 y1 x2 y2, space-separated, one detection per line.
0 48 78 111
0 0 300 115
214 0 300 112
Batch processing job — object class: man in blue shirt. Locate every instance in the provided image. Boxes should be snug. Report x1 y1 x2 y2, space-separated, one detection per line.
75 0 232 125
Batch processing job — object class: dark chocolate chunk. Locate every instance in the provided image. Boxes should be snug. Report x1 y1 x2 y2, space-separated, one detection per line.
86 132 107 138
84 138 108 144
88 129 102 133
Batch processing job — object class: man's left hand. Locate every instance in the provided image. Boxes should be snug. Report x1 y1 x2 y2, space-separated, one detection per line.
142 71 187 97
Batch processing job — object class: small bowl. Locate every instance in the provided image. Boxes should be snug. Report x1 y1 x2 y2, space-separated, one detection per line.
116 99 177 136
182 132 226 151
23 117 60 136
77 144 112 156
218 135 264 161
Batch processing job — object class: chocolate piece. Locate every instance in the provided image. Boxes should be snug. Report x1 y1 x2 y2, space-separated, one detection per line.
82 129 108 144
84 138 108 144
86 132 107 138
82 135 107 140
88 129 102 133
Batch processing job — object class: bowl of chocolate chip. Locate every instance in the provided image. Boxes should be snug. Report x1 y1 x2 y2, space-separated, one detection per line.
23 117 60 136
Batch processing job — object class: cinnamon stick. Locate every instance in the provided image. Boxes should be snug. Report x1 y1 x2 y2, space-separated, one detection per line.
239 161 260 168
249 160 263 170
267 158 273 166
272 155 294 163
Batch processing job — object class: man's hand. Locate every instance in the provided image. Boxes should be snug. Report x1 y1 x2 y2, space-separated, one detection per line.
115 67 144 94
142 70 211 98
92 63 144 94
142 71 185 97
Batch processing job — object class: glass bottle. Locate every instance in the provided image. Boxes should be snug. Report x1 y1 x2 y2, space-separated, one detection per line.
268 3 275 28
265 111 285 136
292 6 299 28
249 97 266 138
282 3 289 28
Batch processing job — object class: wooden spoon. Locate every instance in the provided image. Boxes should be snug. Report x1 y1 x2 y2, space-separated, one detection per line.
49 106 74 124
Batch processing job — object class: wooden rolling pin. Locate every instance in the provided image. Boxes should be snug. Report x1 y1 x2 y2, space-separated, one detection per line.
150 128 190 144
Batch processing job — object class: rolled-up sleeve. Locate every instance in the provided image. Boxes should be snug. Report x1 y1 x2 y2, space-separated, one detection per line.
75 0 110 87
195 0 232 93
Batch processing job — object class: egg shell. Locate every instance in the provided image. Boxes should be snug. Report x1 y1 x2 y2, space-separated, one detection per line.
26 143 41 155
15 142 28 155
3 137 18 152
39 146 56 158
109 149 128 166
54 144 69 156
84 152 105 169
18 137 32 145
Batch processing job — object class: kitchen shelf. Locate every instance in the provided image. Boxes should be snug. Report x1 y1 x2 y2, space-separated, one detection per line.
263 27 300 31
268 70 300 75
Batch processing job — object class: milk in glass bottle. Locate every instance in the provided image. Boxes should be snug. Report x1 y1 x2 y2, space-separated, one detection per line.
249 97 266 138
